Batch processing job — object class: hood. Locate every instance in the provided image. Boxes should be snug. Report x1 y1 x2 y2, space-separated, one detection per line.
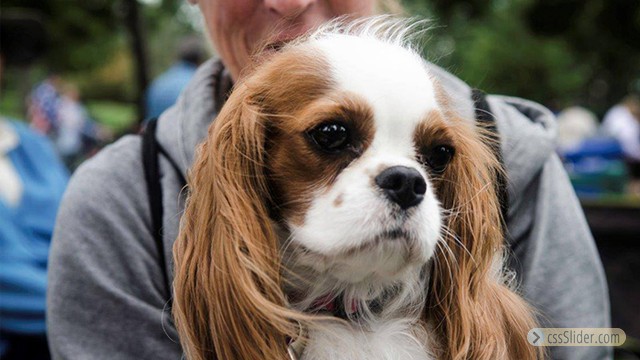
156 58 557 201
156 59 231 178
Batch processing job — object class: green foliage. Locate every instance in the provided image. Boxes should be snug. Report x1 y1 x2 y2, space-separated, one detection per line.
3 0 121 72
69 45 136 101
446 11 588 105
403 0 640 115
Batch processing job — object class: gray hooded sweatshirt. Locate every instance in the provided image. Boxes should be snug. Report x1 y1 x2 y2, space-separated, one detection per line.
47 59 611 359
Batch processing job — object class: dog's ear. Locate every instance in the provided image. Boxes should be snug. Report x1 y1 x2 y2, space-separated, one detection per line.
425 116 542 360
172 82 296 360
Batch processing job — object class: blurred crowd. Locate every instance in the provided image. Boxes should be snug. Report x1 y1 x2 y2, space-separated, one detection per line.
557 95 640 199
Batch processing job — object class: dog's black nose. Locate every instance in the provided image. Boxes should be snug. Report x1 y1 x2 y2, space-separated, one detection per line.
375 166 426 209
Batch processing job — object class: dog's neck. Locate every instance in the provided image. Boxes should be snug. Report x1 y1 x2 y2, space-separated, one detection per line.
284 270 435 360
277 224 435 360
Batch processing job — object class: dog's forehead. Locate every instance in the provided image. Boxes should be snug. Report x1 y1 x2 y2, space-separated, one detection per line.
312 35 437 130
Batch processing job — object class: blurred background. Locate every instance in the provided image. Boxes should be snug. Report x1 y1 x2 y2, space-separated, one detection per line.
0 0 638 358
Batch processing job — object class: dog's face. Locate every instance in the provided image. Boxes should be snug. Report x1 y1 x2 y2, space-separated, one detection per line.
264 35 450 285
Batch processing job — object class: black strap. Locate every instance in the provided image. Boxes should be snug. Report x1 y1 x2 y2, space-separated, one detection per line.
141 119 171 292
142 119 202 355
471 89 509 223
142 61 229 272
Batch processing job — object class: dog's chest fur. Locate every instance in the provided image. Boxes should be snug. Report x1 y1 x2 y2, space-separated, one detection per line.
300 318 434 360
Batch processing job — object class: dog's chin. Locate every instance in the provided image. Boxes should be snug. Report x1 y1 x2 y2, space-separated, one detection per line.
327 236 434 285
283 230 435 288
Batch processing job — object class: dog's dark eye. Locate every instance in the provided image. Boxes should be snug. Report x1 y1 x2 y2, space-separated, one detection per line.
308 122 350 153
422 145 455 173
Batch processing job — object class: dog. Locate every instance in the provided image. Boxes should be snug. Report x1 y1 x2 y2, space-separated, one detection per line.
172 17 541 360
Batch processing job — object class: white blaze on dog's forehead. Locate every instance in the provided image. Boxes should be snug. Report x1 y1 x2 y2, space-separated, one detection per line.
313 34 437 153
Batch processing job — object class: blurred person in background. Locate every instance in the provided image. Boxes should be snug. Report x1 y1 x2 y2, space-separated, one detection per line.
555 106 599 152
601 94 640 162
0 12 69 360
27 75 62 136
47 1 611 359
601 95 640 191
28 77 105 170
145 36 207 119
55 83 105 170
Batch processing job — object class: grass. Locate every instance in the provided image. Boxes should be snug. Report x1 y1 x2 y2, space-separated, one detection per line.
86 100 137 133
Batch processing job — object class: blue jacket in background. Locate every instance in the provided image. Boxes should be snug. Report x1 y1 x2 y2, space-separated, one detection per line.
145 61 198 119
0 120 69 354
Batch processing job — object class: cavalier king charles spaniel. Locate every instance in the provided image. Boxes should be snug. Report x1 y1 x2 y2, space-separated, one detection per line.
173 17 542 360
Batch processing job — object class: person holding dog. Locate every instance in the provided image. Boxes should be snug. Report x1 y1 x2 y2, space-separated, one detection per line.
47 1 611 359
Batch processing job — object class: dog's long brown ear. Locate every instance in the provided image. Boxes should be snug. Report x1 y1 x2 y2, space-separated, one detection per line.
172 82 297 360
426 116 543 360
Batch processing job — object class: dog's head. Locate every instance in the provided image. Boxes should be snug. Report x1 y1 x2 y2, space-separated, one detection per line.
173 18 540 360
